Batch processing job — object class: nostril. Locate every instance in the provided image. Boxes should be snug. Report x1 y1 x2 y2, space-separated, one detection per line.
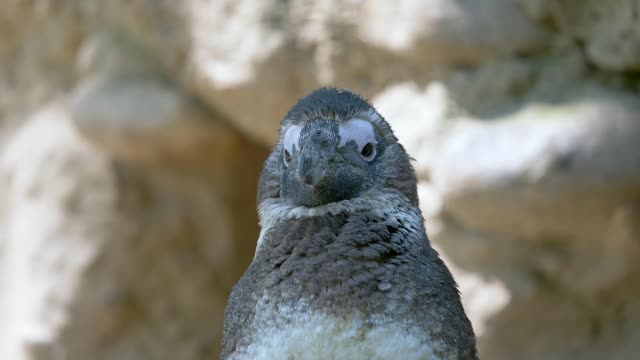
302 174 314 185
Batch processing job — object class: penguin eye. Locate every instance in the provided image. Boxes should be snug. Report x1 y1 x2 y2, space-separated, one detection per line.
339 119 378 162
360 142 376 161
284 149 292 164
282 125 302 167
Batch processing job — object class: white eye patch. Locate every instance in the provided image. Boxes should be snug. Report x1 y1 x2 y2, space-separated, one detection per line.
282 125 302 166
339 119 378 161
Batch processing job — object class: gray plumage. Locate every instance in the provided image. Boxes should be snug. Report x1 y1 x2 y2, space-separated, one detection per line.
222 88 477 359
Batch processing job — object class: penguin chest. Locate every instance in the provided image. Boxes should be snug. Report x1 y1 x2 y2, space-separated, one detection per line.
237 307 437 360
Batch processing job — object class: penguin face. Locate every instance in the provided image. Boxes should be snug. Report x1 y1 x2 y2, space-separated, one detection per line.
257 87 419 209
279 117 387 207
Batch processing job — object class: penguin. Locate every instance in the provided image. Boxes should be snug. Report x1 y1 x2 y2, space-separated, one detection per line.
222 87 478 360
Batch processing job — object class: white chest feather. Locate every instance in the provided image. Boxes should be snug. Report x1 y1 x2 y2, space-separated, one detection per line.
230 303 437 360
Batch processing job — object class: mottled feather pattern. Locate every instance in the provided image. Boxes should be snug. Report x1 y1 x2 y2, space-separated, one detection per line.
223 195 477 359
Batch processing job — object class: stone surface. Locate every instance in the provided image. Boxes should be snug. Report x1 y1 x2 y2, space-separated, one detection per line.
432 85 640 234
1 1 640 359
359 0 548 61
0 100 266 359
90 0 548 145
71 74 236 167
373 82 453 180
0 104 118 359
520 0 640 71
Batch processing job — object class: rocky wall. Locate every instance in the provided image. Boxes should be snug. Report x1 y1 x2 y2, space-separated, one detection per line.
0 1 639 359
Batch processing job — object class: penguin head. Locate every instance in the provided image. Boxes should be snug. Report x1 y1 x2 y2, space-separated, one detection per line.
258 87 418 208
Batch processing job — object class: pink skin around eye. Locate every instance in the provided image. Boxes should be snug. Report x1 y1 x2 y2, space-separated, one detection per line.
282 125 302 165
339 119 377 158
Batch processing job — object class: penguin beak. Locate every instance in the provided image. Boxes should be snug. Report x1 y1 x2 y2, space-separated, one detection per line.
297 131 336 187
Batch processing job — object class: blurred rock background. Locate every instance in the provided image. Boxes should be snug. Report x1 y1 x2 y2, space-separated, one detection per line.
0 0 639 359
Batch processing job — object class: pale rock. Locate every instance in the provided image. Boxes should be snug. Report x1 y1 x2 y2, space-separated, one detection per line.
417 182 445 220
520 0 640 71
359 0 548 62
0 104 117 359
374 82 452 180
71 28 243 169
94 0 549 146
96 0 291 145
438 57 536 117
2 1 640 359
0 1 90 121
432 85 640 236
431 85 640 294
0 100 266 359
477 270 640 360
71 75 236 167
453 271 511 336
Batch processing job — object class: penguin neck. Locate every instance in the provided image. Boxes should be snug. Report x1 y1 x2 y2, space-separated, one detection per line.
256 189 418 251
251 190 426 315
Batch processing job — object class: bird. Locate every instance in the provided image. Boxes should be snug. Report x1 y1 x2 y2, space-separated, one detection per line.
221 87 478 360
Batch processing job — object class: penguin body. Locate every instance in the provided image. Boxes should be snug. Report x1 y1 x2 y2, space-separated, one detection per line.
222 88 477 360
